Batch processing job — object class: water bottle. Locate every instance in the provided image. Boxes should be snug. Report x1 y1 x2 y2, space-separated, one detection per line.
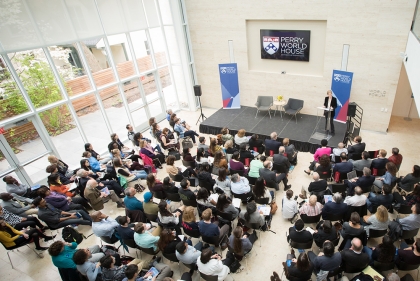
286 259 292 267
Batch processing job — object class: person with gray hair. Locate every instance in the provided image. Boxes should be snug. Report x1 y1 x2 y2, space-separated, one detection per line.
124 187 143 211
230 173 251 195
344 186 367 206
84 179 124 210
259 160 291 191
299 172 328 199
264 132 281 156
321 192 348 220
345 166 375 196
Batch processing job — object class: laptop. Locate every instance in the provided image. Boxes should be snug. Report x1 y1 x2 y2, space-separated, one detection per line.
347 170 357 180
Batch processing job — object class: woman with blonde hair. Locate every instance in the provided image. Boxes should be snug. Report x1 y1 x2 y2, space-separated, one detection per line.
181 206 199 233
363 205 389 235
234 129 248 146
224 140 237 155
209 137 222 156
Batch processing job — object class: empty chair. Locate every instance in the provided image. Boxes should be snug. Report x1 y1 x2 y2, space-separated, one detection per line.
283 98 304 123
255 96 273 118
1 241 43 269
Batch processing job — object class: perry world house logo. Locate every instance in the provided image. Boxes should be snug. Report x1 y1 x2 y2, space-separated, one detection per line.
333 74 352 84
263 36 279 55
220 66 236 74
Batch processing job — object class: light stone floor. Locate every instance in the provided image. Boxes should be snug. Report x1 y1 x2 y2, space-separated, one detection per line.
1 107 419 281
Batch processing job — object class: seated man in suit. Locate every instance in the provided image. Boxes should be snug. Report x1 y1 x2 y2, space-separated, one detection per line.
366 184 393 213
341 238 370 272
287 219 313 244
299 172 328 199
283 138 298 165
322 193 348 220
259 161 291 191
346 167 375 195
272 146 291 173
332 152 353 175
371 149 389 170
347 136 366 159
350 151 372 172
264 132 281 156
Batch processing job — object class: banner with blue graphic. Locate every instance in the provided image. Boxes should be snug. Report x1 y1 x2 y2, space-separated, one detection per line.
219 63 240 109
330 70 353 123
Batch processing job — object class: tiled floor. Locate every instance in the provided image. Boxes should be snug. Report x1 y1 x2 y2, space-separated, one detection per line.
1 107 419 281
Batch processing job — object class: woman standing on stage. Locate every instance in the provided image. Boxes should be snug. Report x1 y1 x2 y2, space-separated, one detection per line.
324 90 337 134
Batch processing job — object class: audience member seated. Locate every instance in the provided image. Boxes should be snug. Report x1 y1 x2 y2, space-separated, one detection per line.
239 201 266 230
85 142 108 164
158 200 184 229
282 252 313 281
369 235 396 264
133 222 162 251
160 127 180 150
107 133 130 157
178 179 197 202
287 219 313 244
366 184 393 213
142 192 159 216
283 138 298 165
238 143 254 164
332 142 348 160
162 177 179 194
174 117 199 143
230 173 253 198
229 151 248 175
0 192 37 216
388 147 403 169
228 226 256 256
197 163 216 193
114 158 148 185
197 248 232 281
117 216 135 240
147 174 165 197
397 203 420 231
134 132 162 153
371 149 389 170
344 186 367 206
3 175 37 199
209 138 223 156
224 140 237 155
299 172 327 199
196 188 217 208
332 152 353 175
73 248 113 281
0 216 54 255
80 158 106 180
100 254 144 281
0 206 45 231
373 162 397 191
216 194 239 219
182 206 199 233
248 134 265 154
124 187 143 212
48 173 92 209
198 136 209 152
166 155 196 180
283 190 298 222
48 155 74 181
110 149 144 173
182 147 195 162
264 132 281 156
304 139 331 175
82 151 104 173
46 164 73 185
308 241 342 274
84 179 125 210
398 165 420 192
259 161 290 191
340 212 365 242
37 186 86 212
196 148 209 165
350 151 372 171
248 156 265 179
221 127 234 143
49 241 104 274
299 195 323 217
234 129 249 146
340 238 370 271
213 151 228 174
313 220 338 247
140 140 165 169
273 146 291 172
32 197 92 228
363 205 389 236
394 183 420 207
123 263 173 281
346 167 375 196
253 177 274 204
176 240 203 265
158 228 182 254
91 211 119 239
322 193 348 220
347 136 366 159
214 168 232 197
315 154 332 179
198 208 229 246
395 238 420 266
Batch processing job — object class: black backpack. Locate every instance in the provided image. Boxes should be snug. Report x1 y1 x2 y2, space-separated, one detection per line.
62 227 84 244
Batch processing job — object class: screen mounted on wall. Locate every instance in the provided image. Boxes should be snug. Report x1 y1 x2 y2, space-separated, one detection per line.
260 29 311 61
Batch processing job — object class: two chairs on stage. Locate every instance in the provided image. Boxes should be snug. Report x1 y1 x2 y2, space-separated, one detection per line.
255 96 304 123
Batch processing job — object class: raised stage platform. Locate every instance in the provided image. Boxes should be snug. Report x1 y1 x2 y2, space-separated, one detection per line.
199 106 359 153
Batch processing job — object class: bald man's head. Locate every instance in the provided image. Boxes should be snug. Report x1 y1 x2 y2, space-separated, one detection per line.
279 146 285 153
355 187 363 196
312 172 320 181
90 211 102 222
338 142 344 148
351 238 363 252
263 161 271 169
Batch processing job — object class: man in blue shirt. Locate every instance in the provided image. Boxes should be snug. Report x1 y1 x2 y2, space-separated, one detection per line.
398 203 420 231
124 187 143 211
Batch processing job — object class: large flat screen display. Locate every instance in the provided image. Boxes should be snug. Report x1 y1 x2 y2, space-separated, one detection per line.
260 29 311 61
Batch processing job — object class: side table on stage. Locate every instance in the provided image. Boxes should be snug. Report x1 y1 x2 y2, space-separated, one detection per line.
273 100 287 118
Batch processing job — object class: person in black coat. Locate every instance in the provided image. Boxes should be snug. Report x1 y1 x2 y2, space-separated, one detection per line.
248 134 265 154
324 90 337 133
347 136 366 159
371 149 389 170
272 146 291 173
346 167 375 195
366 184 393 213
283 252 314 281
340 238 370 272
313 220 338 247
264 132 281 156
238 143 254 164
287 219 313 244
322 193 348 220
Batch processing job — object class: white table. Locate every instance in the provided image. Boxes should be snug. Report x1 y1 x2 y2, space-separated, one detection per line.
273 100 287 118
